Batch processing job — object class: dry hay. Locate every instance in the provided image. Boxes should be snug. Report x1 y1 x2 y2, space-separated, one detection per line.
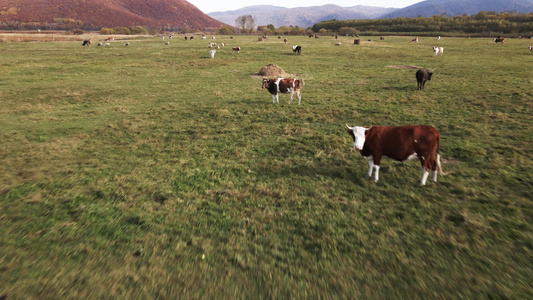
257 64 289 78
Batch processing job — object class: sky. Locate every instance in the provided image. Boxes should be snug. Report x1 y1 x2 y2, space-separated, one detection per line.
188 0 423 14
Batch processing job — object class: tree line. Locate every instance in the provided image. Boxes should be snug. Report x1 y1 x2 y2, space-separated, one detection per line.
312 12 533 37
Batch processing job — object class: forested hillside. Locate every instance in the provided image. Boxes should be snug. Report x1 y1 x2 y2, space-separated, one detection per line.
312 12 533 36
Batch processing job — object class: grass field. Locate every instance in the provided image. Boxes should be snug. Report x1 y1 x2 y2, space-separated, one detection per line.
1 34 532 298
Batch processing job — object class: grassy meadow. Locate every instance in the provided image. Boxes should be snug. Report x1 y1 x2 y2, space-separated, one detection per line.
0 34 532 298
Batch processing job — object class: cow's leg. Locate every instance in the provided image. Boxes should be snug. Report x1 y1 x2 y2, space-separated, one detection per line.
371 155 382 182
421 167 430 185
366 159 374 177
373 165 380 182
289 90 294 104
432 153 441 183
276 94 279 104
272 94 276 104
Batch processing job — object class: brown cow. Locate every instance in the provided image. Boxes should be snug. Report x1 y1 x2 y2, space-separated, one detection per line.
346 125 443 185
262 78 302 105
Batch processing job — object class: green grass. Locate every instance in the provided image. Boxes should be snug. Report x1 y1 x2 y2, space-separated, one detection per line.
1 35 532 298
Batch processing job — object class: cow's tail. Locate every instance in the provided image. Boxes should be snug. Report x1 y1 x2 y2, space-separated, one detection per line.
436 133 445 176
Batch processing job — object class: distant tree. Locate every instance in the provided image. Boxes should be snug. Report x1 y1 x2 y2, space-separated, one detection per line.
235 15 255 34
290 26 305 35
339 27 359 36
275 26 291 35
73 29 84 35
267 24 275 31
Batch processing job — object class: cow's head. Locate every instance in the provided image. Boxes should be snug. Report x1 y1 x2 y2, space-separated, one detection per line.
346 124 368 151
262 79 272 89
427 72 433 80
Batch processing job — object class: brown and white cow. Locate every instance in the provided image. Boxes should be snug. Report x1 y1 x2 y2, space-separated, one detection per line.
433 46 444 56
232 47 240 53
262 78 302 105
346 125 443 185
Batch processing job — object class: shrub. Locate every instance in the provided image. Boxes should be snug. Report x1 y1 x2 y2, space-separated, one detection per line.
113 27 130 35
217 26 232 35
100 28 116 35
130 27 148 35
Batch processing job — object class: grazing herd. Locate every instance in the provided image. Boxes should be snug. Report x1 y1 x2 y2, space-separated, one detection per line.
78 34 531 185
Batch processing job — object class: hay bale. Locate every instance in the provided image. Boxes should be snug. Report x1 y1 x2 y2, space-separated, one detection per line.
258 64 287 77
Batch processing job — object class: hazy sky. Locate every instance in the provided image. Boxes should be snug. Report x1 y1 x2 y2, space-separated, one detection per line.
188 0 423 14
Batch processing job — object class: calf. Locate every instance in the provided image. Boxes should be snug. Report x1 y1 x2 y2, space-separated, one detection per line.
232 47 240 53
346 125 443 185
262 78 302 105
433 46 444 56
416 69 433 90
292 45 301 55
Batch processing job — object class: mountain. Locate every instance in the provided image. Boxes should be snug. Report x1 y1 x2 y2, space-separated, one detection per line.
208 5 398 28
380 0 533 18
0 0 228 30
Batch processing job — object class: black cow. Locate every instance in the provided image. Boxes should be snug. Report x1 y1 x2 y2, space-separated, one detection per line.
416 69 433 90
292 45 301 55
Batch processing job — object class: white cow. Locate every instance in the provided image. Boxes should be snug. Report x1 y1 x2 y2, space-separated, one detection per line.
529 46 533 53
209 50 216 59
433 46 444 56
